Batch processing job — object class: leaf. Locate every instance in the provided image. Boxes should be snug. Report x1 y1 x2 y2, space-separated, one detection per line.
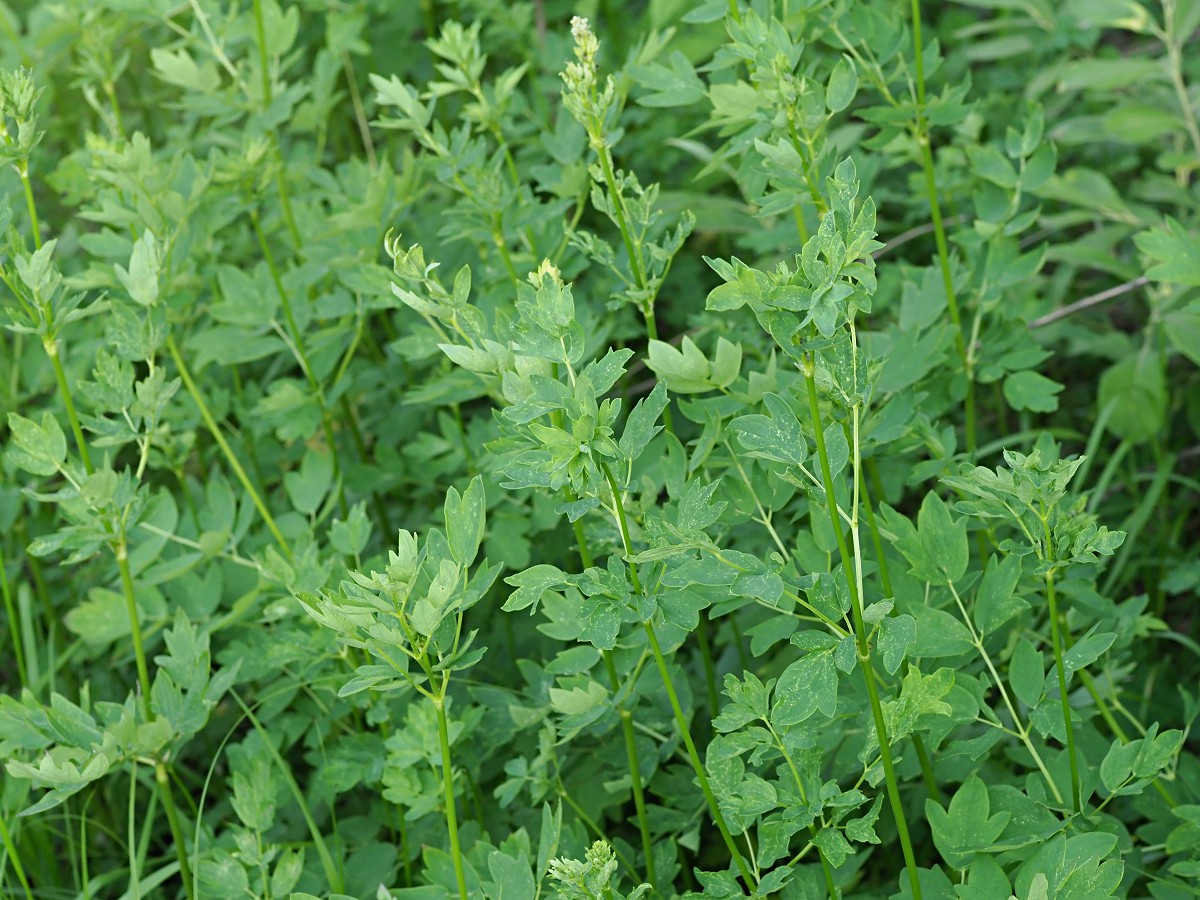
503 566 565 615
113 230 161 307
330 502 372 557
445 475 486 566
619 382 669 460
974 554 1027 635
6 412 67 477
728 392 808 466
630 51 706 107
1061 629 1116 677
915 492 969 584
1004 370 1063 413
926 776 1011 869
1010 638 1045 707
826 57 858 112
645 337 714 393
878 614 916 675
284 448 334 515
1098 353 1166 444
883 666 954 741
772 648 838 726
1134 217 1200 285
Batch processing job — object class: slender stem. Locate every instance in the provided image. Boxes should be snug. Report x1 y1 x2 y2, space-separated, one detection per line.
44 339 93 474
155 762 194 900
165 335 293 558
251 0 272 105
231 691 344 891
600 462 756 891
0 812 35 900
1163 0 1200 162
251 212 348 516
644 623 756 891
1 553 27 690
1045 570 1081 813
572 514 657 889
803 355 922 900
606 655 658 890
116 537 152 714
596 147 647 292
17 165 41 251
434 687 469 900
909 0 974 456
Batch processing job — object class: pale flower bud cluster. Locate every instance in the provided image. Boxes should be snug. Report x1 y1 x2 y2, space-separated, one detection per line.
560 15 616 149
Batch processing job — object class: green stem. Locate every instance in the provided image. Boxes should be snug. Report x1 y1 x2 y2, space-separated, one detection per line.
644 623 756 891
251 0 272 105
600 462 756 891
166 335 292 559
116 536 152 714
596 147 647 293
909 0 974 456
155 762 194 900
44 338 93 474
231 691 344 891
1045 570 1081 813
0 812 35 900
434 687 469 900
17 165 41 251
1 553 27 690
573 516 657 889
803 355 922 900
251 211 348 517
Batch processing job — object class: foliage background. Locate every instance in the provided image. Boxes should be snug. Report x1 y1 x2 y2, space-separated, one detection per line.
1 0 1199 898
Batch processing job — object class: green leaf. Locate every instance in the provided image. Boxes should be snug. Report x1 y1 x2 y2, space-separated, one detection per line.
1004 370 1063 413
6 412 67 477
926 776 1011 869
916 492 969 584
882 666 954 741
1010 638 1045 707
619 382 669 460
504 565 566 614
330 502 372 557
630 51 706 107
772 647 838 726
728 392 808 467
974 554 1027 635
113 230 161 307
1134 217 1200 285
878 614 916 675
1098 353 1166 443
488 849 535 899
826 57 858 112
445 475 486 566
284 448 334 515
645 337 715 393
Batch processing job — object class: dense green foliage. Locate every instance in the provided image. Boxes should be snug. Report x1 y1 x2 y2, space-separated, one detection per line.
2 0 1200 897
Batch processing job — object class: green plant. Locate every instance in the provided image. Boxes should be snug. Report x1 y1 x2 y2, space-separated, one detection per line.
2 1 1199 898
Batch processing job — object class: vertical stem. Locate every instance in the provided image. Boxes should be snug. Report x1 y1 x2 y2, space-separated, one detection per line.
44 339 93 474
0 811 35 900
600 462 756 891
909 0 975 456
165 335 293 559
434 687 469 900
1 553 27 689
17 165 41 251
1045 570 1081 813
573 515 658 889
803 356 922 900
251 212 348 517
155 762 194 900
116 537 152 713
